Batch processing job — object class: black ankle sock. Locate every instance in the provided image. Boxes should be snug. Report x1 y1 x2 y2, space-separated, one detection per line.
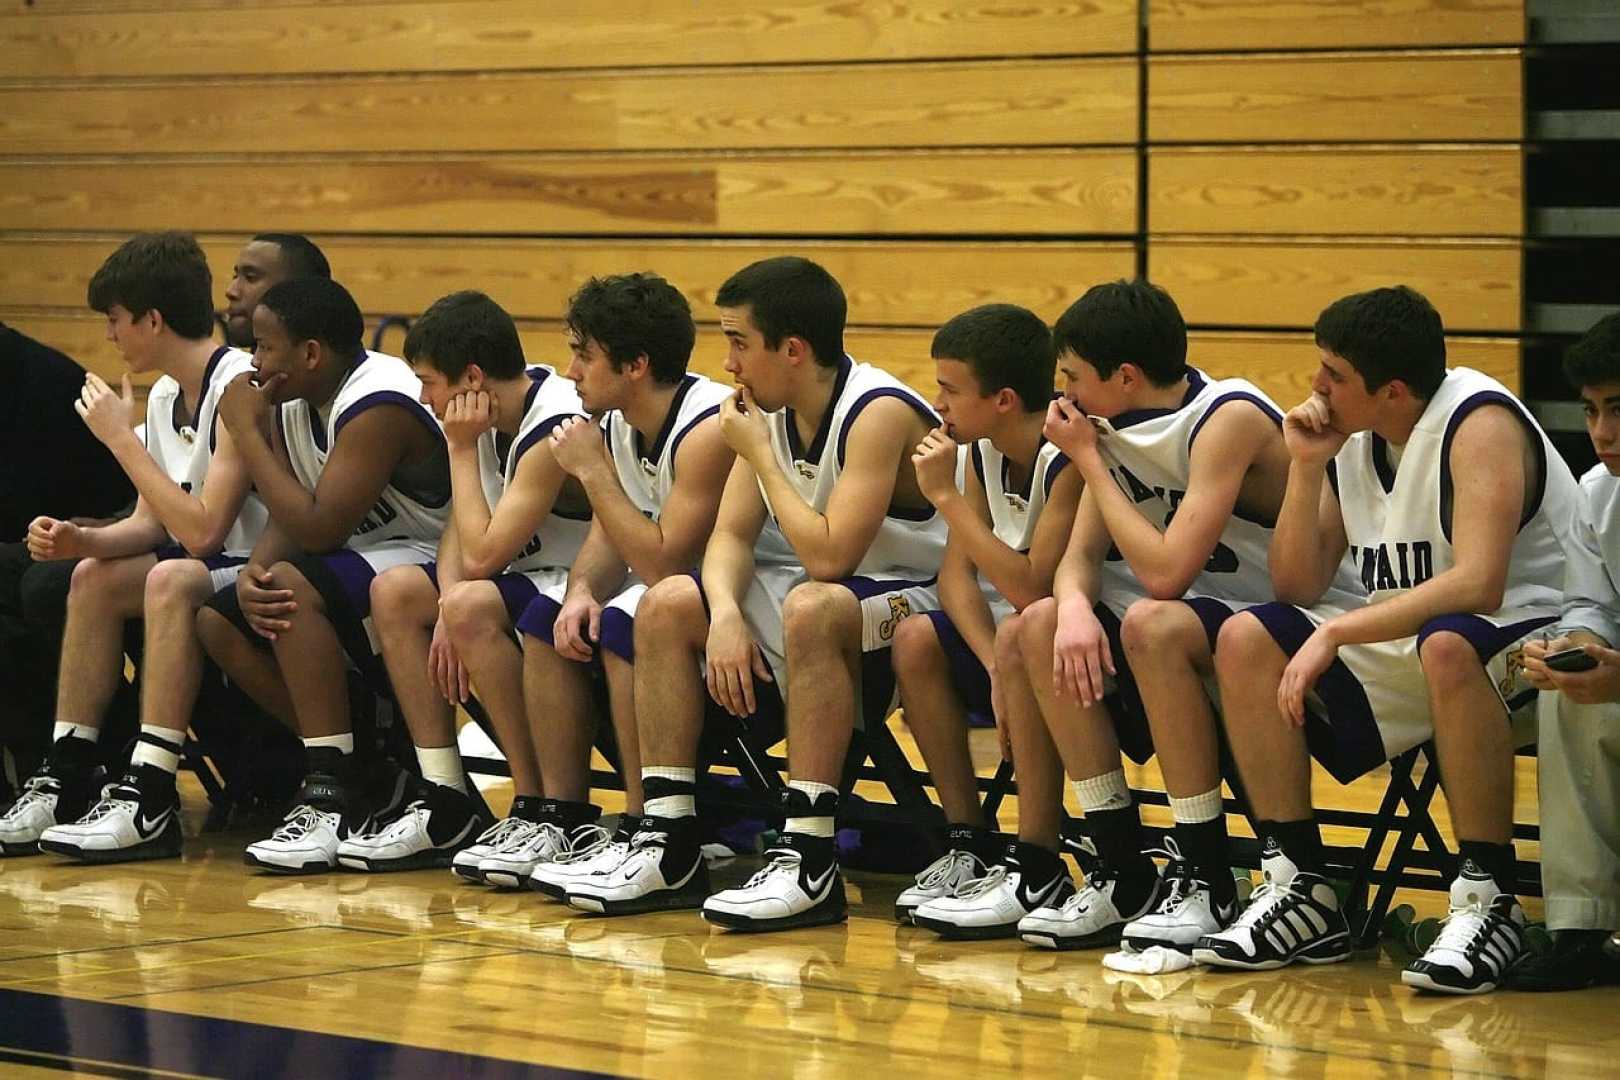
1259 818 1323 876
944 822 997 864
1085 805 1154 879
1011 840 1064 887
509 795 547 821
643 776 696 802
536 798 600 828
1175 817 1236 906
1457 840 1516 890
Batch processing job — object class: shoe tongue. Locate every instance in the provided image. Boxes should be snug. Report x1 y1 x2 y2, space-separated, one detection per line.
1260 839 1300 887
1452 861 1501 908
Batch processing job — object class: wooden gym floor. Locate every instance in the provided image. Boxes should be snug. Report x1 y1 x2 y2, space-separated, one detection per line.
0 730 1615 1079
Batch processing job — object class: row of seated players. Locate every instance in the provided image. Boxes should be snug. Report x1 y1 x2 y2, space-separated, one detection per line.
5 231 1619 999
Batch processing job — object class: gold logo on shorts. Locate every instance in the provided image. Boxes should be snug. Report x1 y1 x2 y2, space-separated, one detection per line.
1499 645 1527 698
878 595 913 642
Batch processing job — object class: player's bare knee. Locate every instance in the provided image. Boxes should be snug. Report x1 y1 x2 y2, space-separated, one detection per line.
1015 596 1055 665
142 558 208 612
781 581 856 650
1121 598 1190 658
368 565 425 627
635 574 703 643
1214 611 1271 679
1417 629 1485 695
994 611 1026 673
440 579 506 642
890 613 941 680
68 555 115 599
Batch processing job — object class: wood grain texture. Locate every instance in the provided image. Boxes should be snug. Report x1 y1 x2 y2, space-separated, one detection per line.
0 60 1138 155
1148 0 1525 51
1149 239 1521 332
0 0 1137 76
0 234 1137 329
1187 329 1520 397
0 151 1140 236
1149 51 1522 143
1148 147 1523 237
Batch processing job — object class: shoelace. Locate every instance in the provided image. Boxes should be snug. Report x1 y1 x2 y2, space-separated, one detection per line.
913 849 983 891
552 824 613 865
371 801 430 840
270 804 337 842
1227 879 1299 931
1 774 61 819
522 821 569 856
76 783 141 825
952 864 1012 900
1061 867 1116 915
1430 901 1495 956
476 817 539 850
742 846 805 889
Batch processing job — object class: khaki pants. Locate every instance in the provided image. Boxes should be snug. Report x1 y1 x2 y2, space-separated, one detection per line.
1537 690 1620 931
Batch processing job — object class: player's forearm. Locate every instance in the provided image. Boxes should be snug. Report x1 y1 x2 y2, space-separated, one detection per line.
235 427 335 547
580 474 679 583
754 464 857 581
1320 566 1507 648
80 512 169 559
1270 461 1336 605
102 430 222 554
448 447 504 575
940 567 997 671
1084 471 1188 600
699 531 758 619
567 533 629 602
943 507 1046 612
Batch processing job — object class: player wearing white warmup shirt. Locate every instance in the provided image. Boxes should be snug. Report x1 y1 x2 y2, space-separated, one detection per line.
884 305 1081 926
567 257 946 930
1202 286 1579 996
1511 313 1620 992
4 232 279 864
195 277 452 874
342 291 596 877
511 273 734 900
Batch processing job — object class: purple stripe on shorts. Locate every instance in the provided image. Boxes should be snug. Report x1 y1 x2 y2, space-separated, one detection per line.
1181 596 1237 649
313 550 381 617
1245 601 1387 784
600 606 635 662
1416 612 1556 665
492 573 541 625
515 591 563 643
837 574 936 601
923 610 992 717
154 546 248 573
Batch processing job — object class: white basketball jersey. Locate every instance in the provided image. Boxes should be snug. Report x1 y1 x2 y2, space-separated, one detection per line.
1333 367 1578 614
475 366 591 573
973 436 1069 554
605 372 731 519
278 351 449 551
755 357 947 578
1091 369 1315 608
143 345 266 553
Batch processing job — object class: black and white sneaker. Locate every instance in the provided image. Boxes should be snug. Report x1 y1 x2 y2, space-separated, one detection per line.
1194 858 1350 970
702 831 847 932
530 816 634 899
244 751 372 874
335 781 489 872
911 843 1073 940
1123 854 1239 954
1021 865 1163 951
1402 864 1526 995
567 816 709 916
38 764 182 864
894 848 992 924
0 737 102 855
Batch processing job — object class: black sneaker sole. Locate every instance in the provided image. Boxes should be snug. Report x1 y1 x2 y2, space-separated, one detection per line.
1401 967 1499 995
569 865 711 916
703 898 848 933
336 848 458 873
911 914 1019 941
0 840 42 857
1194 937 1351 971
40 820 183 865
1020 923 1125 951
244 850 336 875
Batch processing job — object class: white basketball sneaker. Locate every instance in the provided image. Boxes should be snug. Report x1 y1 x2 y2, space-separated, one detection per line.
702 832 847 932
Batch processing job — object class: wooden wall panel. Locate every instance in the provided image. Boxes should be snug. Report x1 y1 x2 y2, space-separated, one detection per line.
0 235 1138 329
0 151 1141 237
1148 148 1523 237
0 0 1137 77
1149 0 1525 51
1149 239 1521 332
1149 51 1522 143
0 60 1138 155
1187 331 1521 398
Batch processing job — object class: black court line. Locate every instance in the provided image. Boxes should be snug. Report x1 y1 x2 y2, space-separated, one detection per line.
0 987 625 1080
